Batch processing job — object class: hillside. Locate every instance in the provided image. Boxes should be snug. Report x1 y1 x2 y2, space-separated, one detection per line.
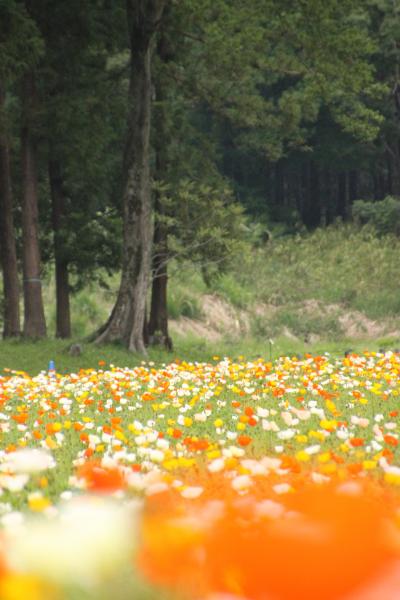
54 224 400 348
1 224 400 374
167 224 400 348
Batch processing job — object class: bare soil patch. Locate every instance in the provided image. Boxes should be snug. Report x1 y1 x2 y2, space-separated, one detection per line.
170 294 400 342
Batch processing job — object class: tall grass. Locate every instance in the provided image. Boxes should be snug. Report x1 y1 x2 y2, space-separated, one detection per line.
167 265 205 320
224 224 400 320
1 224 400 371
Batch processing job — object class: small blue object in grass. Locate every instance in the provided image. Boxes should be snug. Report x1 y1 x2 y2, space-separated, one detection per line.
48 360 56 376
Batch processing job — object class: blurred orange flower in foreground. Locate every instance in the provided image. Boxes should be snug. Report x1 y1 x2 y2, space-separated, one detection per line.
138 478 400 600
77 460 125 493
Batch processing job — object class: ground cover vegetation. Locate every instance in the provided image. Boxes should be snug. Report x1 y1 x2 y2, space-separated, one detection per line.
1 223 400 375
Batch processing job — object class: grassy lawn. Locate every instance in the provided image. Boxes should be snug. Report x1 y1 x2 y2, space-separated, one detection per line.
0 334 398 375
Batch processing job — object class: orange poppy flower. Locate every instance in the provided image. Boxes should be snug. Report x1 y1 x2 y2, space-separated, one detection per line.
139 481 398 600
237 435 252 447
350 437 364 447
384 434 399 447
12 413 28 425
77 459 125 493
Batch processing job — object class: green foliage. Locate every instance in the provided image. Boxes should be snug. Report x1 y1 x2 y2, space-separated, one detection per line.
42 276 116 339
166 265 205 319
212 272 253 309
0 1 43 80
352 196 400 236
156 178 249 285
219 224 400 321
167 293 203 320
255 306 342 341
169 0 383 160
69 290 111 339
35 2 127 287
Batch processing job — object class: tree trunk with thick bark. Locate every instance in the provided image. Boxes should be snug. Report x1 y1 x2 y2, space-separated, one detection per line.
274 161 285 207
387 142 400 197
148 19 173 351
0 82 21 338
298 162 308 220
94 0 167 353
390 83 400 197
348 169 359 205
303 160 320 228
337 171 348 219
321 168 332 226
49 158 71 338
21 72 47 338
148 198 172 349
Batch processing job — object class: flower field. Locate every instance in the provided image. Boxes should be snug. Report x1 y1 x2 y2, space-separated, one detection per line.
1 352 400 598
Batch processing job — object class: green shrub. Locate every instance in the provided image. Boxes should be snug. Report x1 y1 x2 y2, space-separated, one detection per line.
71 291 110 338
352 196 400 236
167 287 203 320
227 224 400 320
213 272 254 308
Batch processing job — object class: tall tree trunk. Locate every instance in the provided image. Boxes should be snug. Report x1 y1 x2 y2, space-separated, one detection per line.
298 162 308 222
21 72 46 338
394 141 400 197
293 171 302 217
148 204 172 349
49 157 71 338
387 141 400 197
390 83 400 197
337 171 348 219
302 160 320 228
373 172 380 201
265 162 272 209
348 170 359 205
374 163 386 200
94 0 167 353
309 160 320 227
148 17 173 351
0 81 21 337
387 152 393 196
274 161 285 207
321 168 332 226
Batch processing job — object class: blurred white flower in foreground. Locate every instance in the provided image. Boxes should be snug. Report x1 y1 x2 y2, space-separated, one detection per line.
7 495 139 586
0 474 29 492
1 449 55 474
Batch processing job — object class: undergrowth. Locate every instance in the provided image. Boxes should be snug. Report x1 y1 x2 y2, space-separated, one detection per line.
2 224 400 360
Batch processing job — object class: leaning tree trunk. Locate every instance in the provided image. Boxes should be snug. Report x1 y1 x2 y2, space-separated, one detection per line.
94 0 167 353
0 81 21 338
49 157 71 338
21 71 47 338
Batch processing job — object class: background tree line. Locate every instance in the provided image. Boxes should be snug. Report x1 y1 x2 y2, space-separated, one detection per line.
0 0 399 352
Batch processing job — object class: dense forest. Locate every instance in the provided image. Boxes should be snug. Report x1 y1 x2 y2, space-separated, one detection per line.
0 0 399 352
